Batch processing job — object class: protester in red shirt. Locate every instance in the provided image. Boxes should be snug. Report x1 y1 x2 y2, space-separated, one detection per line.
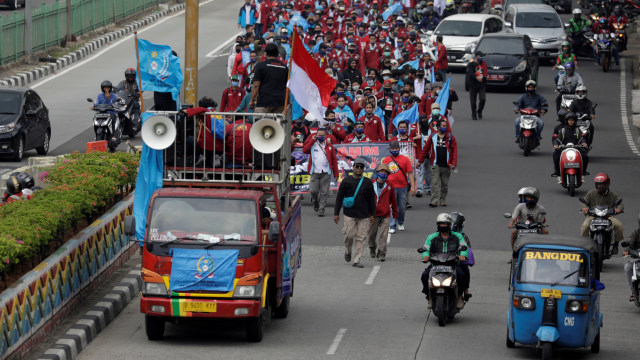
358 102 386 141
367 162 398 261
363 36 381 71
225 117 252 166
434 35 448 82
344 121 372 143
382 140 416 233
220 75 246 112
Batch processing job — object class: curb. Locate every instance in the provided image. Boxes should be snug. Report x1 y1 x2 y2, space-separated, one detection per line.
0 2 188 88
36 267 142 360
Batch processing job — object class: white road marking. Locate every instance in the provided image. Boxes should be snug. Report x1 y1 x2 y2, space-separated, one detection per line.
205 32 241 57
326 328 347 355
32 0 217 89
365 265 381 285
620 61 640 157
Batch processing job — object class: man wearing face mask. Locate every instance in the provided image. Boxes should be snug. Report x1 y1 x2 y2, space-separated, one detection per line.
220 75 246 112
514 80 547 143
357 102 386 141
383 140 416 233
368 163 398 261
414 68 428 98
304 127 339 217
314 43 331 70
467 50 487 120
330 40 349 69
345 121 372 142
364 35 382 71
325 111 347 144
508 187 547 250
418 119 457 207
291 116 310 147
377 79 400 132
240 50 258 92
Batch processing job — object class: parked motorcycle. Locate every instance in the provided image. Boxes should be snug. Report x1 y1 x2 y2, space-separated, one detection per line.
579 197 623 272
621 239 640 308
515 106 541 157
417 245 467 327
87 98 123 152
557 143 584 196
115 90 141 138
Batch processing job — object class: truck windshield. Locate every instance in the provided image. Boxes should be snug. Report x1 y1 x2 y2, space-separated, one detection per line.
517 250 588 287
147 197 258 244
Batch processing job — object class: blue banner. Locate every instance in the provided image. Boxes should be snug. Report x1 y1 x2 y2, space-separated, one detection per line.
281 204 301 297
405 59 421 70
287 14 310 32
392 103 419 130
133 113 164 243
137 38 183 102
436 76 451 113
382 3 402 20
169 249 239 292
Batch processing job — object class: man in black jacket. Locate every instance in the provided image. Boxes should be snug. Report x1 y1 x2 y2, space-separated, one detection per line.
335 157 376 268
551 112 589 177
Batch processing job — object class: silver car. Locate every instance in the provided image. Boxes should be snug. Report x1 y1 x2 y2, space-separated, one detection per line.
503 4 567 61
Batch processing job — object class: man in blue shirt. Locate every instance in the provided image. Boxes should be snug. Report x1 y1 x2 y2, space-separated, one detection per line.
514 80 548 142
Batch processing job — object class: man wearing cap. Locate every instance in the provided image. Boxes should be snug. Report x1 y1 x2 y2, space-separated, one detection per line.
467 50 487 120
335 157 376 268
304 127 339 217
220 75 246 112
368 163 398 261
383 140 416 233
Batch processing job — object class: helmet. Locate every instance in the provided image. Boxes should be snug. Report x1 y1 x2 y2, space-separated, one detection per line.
525 79 536 88
436 213 453 225
565 112 577 122
561 40 570 49
125 68 136 82
564 61 574 69
594 173 610 186
416 3 424 10
614 5 622 13
572 8 582 15
5 172 34 196
522 187 540 201
518 187 528 202
450 212 466 232
100 80 113 92
445 0 454 8
576 85 587 99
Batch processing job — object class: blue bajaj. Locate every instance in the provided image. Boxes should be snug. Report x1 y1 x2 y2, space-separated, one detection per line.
506 236 603 359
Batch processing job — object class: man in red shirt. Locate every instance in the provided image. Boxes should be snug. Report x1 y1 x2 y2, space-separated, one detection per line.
382 140 416 233
220 75 246 112
367 163 398 262
363 36 381 71
434 35 448 83
358 102 386 141
225 117 252 167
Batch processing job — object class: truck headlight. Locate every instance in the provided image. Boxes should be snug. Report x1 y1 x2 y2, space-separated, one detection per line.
143 281 168 295
0 122 15 134
515 61 527 73
233 285 258 297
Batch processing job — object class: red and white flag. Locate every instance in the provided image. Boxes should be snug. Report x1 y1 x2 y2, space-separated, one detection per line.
287 31 337 123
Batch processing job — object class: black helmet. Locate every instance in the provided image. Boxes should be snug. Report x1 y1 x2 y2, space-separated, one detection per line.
5 172 34 196
100 80 113 92
565 112 577 122
450 212 466 232
125 68 136 82
522 187 540 202
614 5 622 13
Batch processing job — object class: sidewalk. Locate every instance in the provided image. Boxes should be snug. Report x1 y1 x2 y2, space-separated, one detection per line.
627 24 640 150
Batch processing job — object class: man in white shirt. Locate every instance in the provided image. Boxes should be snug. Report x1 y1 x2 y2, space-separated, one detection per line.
303 128 339 217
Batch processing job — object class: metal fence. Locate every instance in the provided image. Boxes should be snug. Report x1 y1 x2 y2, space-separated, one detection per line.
0 0 160 65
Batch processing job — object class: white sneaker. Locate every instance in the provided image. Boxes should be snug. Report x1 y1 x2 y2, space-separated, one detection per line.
398 224 405 231
389 228 396 234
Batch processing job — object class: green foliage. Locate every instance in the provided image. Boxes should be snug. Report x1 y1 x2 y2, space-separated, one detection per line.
0 152 139 274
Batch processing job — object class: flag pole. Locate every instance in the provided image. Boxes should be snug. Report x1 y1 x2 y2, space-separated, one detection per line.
282 24 297 117
134 32 145 112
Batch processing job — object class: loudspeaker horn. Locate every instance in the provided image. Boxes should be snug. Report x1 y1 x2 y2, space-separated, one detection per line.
249 119 284 154
141 115 177 150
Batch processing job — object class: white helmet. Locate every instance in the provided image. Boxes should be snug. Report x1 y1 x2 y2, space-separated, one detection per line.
576 85 587 100
573 8 582 15
436 213 453 224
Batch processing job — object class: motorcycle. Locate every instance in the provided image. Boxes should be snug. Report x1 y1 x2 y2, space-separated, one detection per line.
576 111 595 148
611 21 628 52
515 105 541 157
593 32 614 72
417 245 468 327
579 197 623 272
87 98 123 153
621 239 640 308
557 143 584 196
568 29 595 58
503 212 546 239
115 90 141 138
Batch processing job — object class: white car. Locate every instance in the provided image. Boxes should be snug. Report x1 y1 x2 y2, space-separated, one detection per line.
504 4 567 61
422 14 506 69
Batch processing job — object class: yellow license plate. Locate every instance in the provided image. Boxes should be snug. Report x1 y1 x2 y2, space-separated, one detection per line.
182 301 217 313
540 289 562 298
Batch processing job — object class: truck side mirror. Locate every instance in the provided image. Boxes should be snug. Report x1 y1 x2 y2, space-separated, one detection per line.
268 221 280 243
124 215 136 237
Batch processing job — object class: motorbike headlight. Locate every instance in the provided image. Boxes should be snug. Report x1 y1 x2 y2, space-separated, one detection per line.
431 277 441 287
595 208 608 217
233 285 258 298
0 122 16 134
565 149 577 162
441 277 452 287
515 61 527 73
143 281 168 295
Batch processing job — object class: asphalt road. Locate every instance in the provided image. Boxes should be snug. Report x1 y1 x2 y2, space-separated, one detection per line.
5 1 639 359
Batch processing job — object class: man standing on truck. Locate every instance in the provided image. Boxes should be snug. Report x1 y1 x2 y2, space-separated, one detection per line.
335 157 376 268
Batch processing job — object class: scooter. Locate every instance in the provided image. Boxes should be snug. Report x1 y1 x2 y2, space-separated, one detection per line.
576 112 595 148
579 197 623 272
568 29 595 58
115 90 141 138
503 212 545 239
621 239 640 308
516 107 541 157
594 32 614 72
87 98 124 152
417 246 467 327
557 143 584 196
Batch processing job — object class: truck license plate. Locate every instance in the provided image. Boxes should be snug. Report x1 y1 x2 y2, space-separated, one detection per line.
181 301 217 313
540 289 562 298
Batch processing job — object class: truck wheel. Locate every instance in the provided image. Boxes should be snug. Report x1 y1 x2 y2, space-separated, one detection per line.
273 295 290 319
246 309 265 342
506 329 515 348
145 315 165 340
542 341 553 360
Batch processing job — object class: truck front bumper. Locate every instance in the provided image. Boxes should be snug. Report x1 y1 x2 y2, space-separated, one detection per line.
141 296 261 318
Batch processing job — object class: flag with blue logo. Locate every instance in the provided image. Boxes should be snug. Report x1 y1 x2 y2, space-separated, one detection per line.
136 38 183 102
436 75 451 114
392 104 419 130
133 112 164 243
169 249 239 292
382 3 403 20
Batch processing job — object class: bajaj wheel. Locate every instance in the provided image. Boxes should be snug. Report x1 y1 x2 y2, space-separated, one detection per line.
506 330 515 348
145 315 165 340
568 174 575 196
36 130 50 155
435 295 446 327
601 53 608 72
542 341 553 360
246 309 265 342
591 332 600 353
273 294 290 319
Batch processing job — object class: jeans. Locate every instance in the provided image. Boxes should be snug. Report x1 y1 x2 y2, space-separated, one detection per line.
514 117 544 140
437 69 447 82
417 161 430 192
390 187 408 229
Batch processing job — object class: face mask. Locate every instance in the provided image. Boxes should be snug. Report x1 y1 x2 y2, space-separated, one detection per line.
317 135 325 142
477 57 483 63
336 91 344 97
398 128 407 135
250 58 256 62
353 85 360 90
401 96 409 102
377 172 388 181
382 26 389 30
527 89 535 94
231 81 239 86
438 225 451 234
348 38 355 43
235 47 241 53
417 74 424 79
525 200 536 208
319 50 326 55
390 150 400 156
336 45 343 50
431 109 440 116
359 31 365 36
384 51 391 57
355 128 364 134
348 48 355 53
295 120 304 126
435 89 441 95
439 127 447 133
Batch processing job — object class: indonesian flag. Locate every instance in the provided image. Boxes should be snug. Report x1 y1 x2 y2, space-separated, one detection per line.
287 31 337 123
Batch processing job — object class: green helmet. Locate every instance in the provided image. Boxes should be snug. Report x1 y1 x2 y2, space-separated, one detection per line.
561 41 570 53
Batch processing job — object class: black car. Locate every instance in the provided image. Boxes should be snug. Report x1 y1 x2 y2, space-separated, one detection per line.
465 33 539 91
0 87 51 161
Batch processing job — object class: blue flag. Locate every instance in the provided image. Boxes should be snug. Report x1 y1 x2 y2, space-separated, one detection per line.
405 59 421 70
382 3 403 20
436 76 451 114
133 113 164 243
169 249 239 292
137 38 183 102
392 104 419 130
291 94 304 120
287 14 310 32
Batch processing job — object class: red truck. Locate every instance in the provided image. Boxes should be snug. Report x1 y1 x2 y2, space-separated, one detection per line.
125 111 301 342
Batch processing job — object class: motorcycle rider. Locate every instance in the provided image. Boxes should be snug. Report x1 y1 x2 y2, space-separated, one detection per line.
116 68 140 95
514 80 547 143
593 17 620 67
580 173 624 253
552 41 577 84
551 112 589 177
555 61 584 113
420 213 469 310
507 187 547 251
588 0 609 19
568 85 596 145
608 5 629 50
442 0 458 18
91 80 120 138
567 8 590 51
451 212 473 301
622 214 640 302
